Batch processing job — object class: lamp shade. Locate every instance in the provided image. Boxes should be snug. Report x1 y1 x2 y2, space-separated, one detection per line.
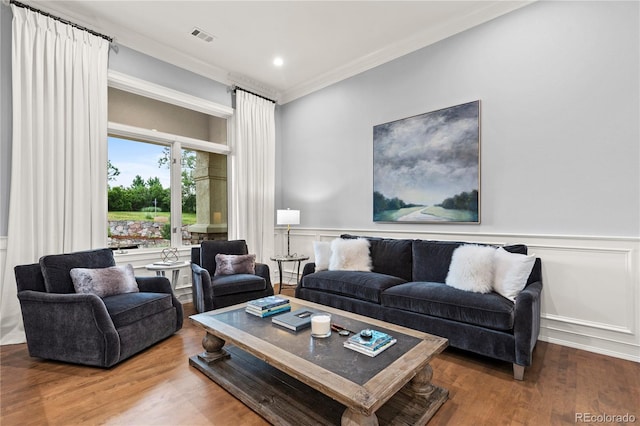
277 209 300 226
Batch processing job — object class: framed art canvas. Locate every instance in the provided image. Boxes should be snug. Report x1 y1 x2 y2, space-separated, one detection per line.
373 100 480 223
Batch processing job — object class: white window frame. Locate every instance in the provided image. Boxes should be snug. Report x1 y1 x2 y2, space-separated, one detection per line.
107 70 233 249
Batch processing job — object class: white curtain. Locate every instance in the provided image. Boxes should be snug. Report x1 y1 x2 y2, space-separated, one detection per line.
229 90 276 263
0 6 109 345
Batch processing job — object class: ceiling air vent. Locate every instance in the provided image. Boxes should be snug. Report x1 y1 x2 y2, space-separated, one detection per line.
191 27 214 43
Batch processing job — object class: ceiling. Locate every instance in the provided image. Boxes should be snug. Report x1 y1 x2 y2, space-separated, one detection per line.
25 1 533 103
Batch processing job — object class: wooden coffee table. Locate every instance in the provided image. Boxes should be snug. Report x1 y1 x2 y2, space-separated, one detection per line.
189 297 448 425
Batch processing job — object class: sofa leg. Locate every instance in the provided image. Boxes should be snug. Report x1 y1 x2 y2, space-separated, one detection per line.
513 364 525 380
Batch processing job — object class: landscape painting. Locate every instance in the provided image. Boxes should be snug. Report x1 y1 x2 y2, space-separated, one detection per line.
373 100 480 223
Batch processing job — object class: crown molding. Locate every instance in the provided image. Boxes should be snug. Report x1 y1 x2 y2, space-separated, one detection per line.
24 0 535 106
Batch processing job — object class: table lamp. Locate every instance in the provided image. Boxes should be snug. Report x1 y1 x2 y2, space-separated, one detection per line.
277 208 300 257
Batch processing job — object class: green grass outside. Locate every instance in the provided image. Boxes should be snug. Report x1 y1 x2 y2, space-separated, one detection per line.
108 211 197 225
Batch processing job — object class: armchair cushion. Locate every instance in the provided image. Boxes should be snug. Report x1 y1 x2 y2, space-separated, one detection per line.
200 240 248 276
211 274 266 297
102 292 173 328
40 248 116 294
214 253 256 276
70 264 139 298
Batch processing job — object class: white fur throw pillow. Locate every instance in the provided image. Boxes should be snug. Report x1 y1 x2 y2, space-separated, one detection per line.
313 241 332 272
445 245 496 293
493 247 536 302
70 264 139 298
329 238 372 272
214 254 256 276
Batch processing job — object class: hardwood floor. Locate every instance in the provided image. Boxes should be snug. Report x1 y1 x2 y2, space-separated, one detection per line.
1 299 638 426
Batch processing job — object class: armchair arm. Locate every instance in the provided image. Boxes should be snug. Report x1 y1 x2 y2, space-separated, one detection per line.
136 275 172 293
255 263 272 288
136 276 183 331
513 277 543 366
17 291 120 367
191 263 214 313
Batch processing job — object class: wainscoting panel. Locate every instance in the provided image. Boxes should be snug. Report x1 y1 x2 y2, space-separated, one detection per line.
275 228 639 363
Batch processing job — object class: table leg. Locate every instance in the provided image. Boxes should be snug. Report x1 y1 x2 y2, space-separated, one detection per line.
341 408 379 426
409 364 436 398
296 260 302 285
277 260 284 294
171 269 180 291
198 332 230 364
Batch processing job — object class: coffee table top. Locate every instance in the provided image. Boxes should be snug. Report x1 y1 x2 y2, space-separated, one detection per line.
190 297 448 415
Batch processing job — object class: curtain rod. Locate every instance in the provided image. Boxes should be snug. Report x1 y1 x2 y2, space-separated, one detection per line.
9 0 113 43
233 86 276 104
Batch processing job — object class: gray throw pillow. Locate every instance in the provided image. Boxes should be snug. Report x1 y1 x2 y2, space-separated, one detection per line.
214 254 256 276
70 264 139 298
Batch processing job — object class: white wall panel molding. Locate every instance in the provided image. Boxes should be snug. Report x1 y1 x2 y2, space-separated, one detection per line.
113 247 192 303
277 228 639 362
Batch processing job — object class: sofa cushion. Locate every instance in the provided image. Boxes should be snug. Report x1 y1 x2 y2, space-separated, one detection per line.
445 245 496 293
493 248 537 301
381 281 516 331
412 240 464 283
103 292 173 328
211 274 266 297
70 264 139 298
369 238 413 281
412 240 529 283
40 248 116 294
340 235 413 281
301 270 406 304
329 238 372 271
313 241 332 271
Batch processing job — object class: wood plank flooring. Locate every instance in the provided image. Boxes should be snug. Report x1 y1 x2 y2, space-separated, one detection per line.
1 298 638 426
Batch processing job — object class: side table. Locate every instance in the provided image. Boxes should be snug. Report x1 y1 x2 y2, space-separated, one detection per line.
270 255 310 294
144 261 191 291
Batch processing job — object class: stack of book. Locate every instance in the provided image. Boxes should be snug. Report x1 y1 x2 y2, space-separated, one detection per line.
245 296 291 318
343 329 396 357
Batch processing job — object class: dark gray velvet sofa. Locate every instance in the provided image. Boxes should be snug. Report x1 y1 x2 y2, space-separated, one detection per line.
296 236 542 380
14 248 183 368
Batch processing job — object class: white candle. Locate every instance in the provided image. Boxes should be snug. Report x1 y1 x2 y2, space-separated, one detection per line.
311 313 331 337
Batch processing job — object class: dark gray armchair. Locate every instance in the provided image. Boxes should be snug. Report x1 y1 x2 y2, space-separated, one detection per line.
191 240 274 312
14 248 183 368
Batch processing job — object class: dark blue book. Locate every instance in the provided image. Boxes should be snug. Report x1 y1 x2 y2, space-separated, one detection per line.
271 309 315 331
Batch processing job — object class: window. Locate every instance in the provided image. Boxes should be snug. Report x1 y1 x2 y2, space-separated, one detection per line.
107 72 233 250
108 137 172 249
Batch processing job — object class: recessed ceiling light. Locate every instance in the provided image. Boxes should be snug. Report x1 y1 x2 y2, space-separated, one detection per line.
273 57 284 67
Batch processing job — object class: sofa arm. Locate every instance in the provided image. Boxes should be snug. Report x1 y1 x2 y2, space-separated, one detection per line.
301 262 316 278
17 291 120 367
191 263 214 313
135 276 183 331
513 277 543 367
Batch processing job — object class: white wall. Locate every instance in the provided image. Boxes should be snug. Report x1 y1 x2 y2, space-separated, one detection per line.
276 1 640 362
278 1 639 237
